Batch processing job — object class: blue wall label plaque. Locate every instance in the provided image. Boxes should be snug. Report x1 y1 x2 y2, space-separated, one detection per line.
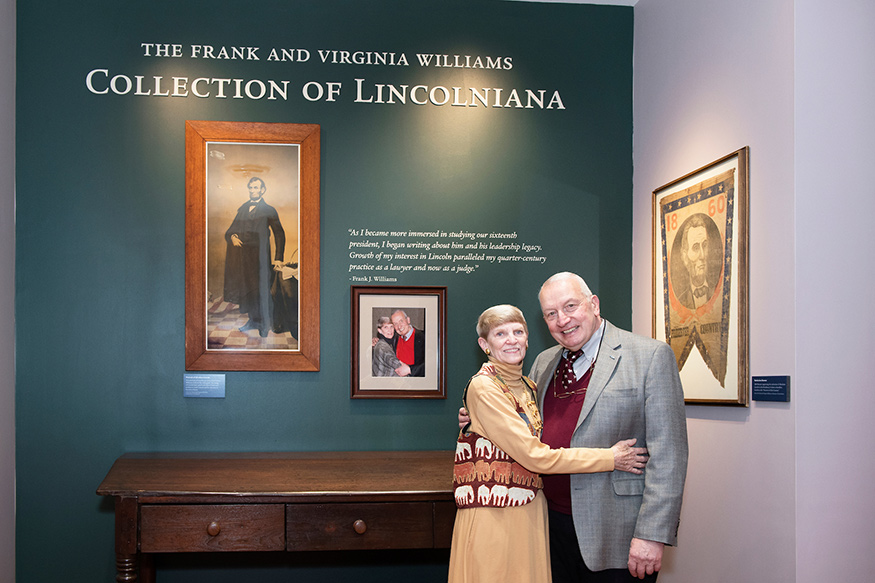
751 375 790 402
184 374 226 398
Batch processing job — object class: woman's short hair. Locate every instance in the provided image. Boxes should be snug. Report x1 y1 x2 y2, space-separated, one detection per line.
376 316 392 331
476 304 527 338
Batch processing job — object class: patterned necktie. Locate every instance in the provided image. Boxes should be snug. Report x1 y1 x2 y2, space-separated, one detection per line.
558 349 583 389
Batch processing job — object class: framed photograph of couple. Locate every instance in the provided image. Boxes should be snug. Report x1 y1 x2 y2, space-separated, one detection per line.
185 120 321 371
652 147 749 406
351 286 447 399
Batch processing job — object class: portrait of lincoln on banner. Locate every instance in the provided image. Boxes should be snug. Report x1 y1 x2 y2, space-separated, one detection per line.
659 169 736 386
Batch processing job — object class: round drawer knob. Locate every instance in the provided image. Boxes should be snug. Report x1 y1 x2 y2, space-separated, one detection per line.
353 519 367 535
207 521 221 536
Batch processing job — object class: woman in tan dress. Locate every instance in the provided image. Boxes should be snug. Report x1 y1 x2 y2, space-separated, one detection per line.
448 305 646 583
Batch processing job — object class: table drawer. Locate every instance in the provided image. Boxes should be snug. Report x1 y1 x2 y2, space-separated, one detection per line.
433 500 456 548
286 502 434 551
140 504 285 552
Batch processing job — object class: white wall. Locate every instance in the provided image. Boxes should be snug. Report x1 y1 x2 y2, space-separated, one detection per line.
1 0 15 580
632 0 797 581
635 0 875 581
795 1 875 581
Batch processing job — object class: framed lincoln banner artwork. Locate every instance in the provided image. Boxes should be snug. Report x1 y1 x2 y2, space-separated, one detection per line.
653 147 749 406
185 120 320 371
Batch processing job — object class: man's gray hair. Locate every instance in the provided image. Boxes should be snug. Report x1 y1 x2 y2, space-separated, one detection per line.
539 271 593 300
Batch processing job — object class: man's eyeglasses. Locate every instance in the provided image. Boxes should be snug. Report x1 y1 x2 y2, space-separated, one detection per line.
543 301 583 322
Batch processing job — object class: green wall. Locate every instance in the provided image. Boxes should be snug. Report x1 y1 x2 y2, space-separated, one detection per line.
15 1 632 580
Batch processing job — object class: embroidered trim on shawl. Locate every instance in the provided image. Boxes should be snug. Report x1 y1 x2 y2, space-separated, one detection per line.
453 372 543 509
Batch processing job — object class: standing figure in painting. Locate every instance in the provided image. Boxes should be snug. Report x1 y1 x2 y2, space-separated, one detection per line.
674 214 719 310
372 316 411 377
391 309 426 377
223 176 285 337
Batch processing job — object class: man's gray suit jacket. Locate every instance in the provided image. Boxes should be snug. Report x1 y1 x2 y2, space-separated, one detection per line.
529 320 688 572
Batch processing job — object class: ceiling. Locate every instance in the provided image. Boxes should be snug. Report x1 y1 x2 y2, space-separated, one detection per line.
511 0 639 6
509 1 639 6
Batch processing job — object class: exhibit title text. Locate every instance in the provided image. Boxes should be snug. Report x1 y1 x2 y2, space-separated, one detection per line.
83 43 566 110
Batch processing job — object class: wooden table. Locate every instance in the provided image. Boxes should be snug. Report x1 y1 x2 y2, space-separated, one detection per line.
96 451 456 583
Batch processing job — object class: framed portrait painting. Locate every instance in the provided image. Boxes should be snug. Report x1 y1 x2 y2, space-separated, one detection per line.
653 147 749 406
185 120 320 371
351 286 447 399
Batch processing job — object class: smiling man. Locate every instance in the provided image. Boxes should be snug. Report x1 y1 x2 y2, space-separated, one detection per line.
390 309 425 377
529 272 688 582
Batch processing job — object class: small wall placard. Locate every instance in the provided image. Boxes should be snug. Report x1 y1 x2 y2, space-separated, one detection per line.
184 374 226 398
751 375 790 402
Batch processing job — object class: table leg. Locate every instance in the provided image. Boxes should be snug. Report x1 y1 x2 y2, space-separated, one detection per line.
139 554 155 583
114 554 138 582
114 496 139 582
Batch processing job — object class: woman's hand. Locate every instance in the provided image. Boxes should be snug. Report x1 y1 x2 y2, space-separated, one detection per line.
479 363 496 376
458 407 470 430
610 438 648 474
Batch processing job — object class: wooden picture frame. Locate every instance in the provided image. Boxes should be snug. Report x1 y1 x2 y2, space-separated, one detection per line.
185 120 320 371
653 147 749 405
351 286 447 399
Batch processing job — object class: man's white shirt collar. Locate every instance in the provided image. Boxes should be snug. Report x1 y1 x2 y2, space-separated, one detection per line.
564 319 605 379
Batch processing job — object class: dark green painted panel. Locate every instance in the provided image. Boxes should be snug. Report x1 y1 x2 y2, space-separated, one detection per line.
15 1 631 580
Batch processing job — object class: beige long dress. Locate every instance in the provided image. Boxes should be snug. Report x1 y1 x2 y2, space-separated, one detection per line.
447 359 614 583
